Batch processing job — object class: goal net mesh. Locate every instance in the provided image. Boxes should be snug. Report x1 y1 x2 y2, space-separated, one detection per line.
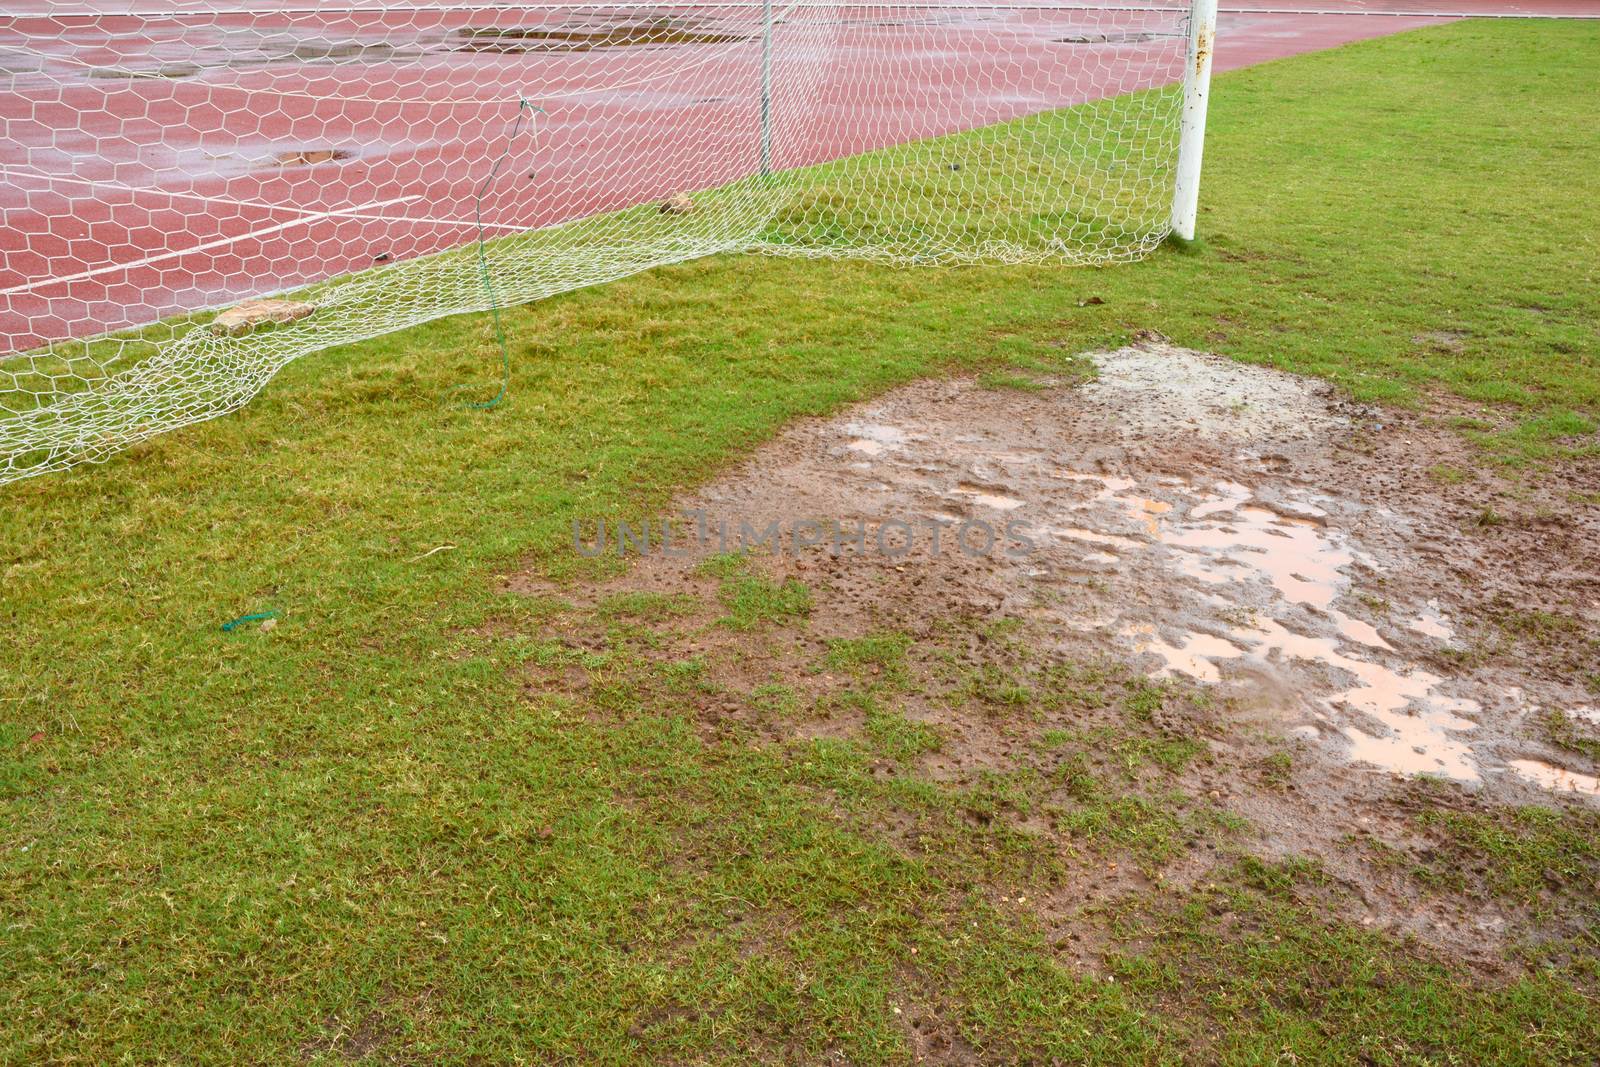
0 1 1190 484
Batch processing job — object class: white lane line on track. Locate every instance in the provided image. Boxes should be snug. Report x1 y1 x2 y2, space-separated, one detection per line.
331 210 530 232
0 163 535 245
0 193 421 298
0 163 350 215
0 166 532 236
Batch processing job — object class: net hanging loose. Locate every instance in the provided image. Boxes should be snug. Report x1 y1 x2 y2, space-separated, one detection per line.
0 1 1192 484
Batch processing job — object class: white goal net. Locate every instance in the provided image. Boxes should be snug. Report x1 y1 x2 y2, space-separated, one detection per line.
0 1 1194 484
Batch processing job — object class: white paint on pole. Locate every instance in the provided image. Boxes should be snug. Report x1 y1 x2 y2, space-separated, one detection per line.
1171 0 1218 241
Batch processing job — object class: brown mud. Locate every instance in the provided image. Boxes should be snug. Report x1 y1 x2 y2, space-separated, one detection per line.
511 342 1600 973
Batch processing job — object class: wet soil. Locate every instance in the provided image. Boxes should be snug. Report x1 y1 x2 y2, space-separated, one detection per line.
511 342 1600 972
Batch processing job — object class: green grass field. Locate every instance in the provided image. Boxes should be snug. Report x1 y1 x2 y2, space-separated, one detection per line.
3 19 1599 1064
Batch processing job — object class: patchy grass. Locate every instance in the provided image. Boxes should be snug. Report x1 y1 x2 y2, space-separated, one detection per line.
1260 750 1295 789
863 703 944 764
749 682 804 717
1 19 1599 1064
1414 804 1600 907
1541 708 1600 764
596 590 700 623
1109 858 1600 1064
1486 602 1600 680
823 632 915 687
1056 788 1212 868
697 552 813 630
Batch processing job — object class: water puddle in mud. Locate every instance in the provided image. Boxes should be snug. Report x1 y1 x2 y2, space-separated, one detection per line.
1051 527 1141 550
842 422 907 457
1407 600 1455 642
1062 471 1486 783
1121 623 1239 685
1507 759 1600 797
1565 706 1600 726
802 350 1590 802
955 482 1024 511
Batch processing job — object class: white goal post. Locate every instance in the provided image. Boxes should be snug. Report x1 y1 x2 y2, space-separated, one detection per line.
1 1 1215 484
1171 0 1218 241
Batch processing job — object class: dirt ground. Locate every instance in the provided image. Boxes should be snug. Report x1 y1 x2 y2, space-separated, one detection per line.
512 341 1600 978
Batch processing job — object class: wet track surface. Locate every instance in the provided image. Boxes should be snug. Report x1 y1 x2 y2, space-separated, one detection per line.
0 1 1475 349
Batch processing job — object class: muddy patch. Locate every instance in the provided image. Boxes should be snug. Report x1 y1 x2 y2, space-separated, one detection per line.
509 341 1599 969
586 343 1593 801
453 18 747 55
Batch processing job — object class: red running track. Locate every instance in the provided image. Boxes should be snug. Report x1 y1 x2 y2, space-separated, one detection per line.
0 2 1574 352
